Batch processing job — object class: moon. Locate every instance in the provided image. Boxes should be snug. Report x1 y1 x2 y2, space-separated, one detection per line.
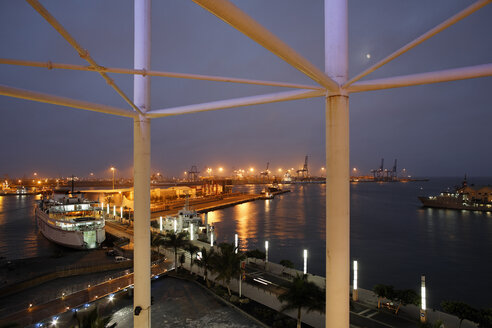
366 53 371 59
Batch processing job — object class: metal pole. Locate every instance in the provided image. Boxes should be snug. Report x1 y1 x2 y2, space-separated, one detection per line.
133 0 151 327
325 0 349 327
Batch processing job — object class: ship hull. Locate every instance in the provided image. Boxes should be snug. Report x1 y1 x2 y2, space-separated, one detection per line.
35 207 105 249
418 196 492 212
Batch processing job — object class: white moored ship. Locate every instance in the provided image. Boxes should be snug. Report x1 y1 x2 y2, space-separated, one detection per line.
35 191 106 249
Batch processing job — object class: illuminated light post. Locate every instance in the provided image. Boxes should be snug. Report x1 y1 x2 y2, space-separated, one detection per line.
173 219 177 233
110 166 115 190
159 216 162 231
303 249 308 274
107 204 110 214
113 205 116 217
234 233 238 253
420 275 427 323
265 241 269 262
190 223 194 241
352 260 358 301
210 232 214 246
120 206 123 218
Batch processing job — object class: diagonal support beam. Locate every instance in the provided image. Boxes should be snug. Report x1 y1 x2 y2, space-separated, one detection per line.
344 0 492 87
147 89 325 118
0 84 137 118
0 58 323 91
347 63 492 93
25 0 144 116
191 0 339 91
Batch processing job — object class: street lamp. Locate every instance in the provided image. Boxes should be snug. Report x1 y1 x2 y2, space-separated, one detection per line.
234 233 238 253
353 260 358 301
110 167 115 190
420 275 427 323
303 249 308 274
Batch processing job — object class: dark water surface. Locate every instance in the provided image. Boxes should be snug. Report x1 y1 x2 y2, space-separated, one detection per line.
1 177 491 309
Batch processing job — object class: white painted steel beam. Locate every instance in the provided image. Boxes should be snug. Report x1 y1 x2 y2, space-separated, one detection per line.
325 0 350 327
191 0 339 91
348 64 492 93
133 0 152 327
0 58 323 91
0 84 137 118
344 0 492 87
147 89 325 118
25 0 144 116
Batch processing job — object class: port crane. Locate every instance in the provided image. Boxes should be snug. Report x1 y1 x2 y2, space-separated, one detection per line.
296 155 309 179
260 162 270 177
371 158 384 180
187 165 200 182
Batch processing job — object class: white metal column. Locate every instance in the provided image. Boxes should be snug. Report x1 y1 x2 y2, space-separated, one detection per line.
325 0 350 327
133 0 151 327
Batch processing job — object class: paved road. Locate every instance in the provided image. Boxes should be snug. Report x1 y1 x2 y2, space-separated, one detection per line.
0 261 170 327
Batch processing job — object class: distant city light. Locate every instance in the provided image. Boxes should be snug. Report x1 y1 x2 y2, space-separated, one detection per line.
218 167 224 172
109 294 114 302
249 167 254 172
278 168 282 172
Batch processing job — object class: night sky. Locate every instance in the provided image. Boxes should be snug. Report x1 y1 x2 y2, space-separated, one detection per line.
1 0 491 179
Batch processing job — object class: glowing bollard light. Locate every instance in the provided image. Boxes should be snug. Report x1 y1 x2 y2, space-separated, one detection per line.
420 275 427 323
120 206 123 218
303 249 308 274
106 204 110 214
173 219 177 233
159 216 163 231
235 233 238 253
353 260 358 301
113 205 116 217
265 241 269 262
190 223 194 241
101 202 104 210
210 232 214 246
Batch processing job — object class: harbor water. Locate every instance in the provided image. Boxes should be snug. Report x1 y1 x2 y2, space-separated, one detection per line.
1 177 491 309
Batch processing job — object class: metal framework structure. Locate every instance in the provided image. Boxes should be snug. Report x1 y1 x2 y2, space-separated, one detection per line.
1 0 491 327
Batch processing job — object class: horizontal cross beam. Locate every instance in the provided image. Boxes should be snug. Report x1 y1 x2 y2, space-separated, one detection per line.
147 89 325 117
0 84 137 118
347 63 492 93
0 58 323 91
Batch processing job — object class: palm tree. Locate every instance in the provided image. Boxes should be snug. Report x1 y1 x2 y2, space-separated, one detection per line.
195 246 215 287
211 243 245 296
184 243 199 274
373 284 394 309
163 231 188 270
151 233 166 261
71 307 116 328
277 274 325 328
393 289 419 314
